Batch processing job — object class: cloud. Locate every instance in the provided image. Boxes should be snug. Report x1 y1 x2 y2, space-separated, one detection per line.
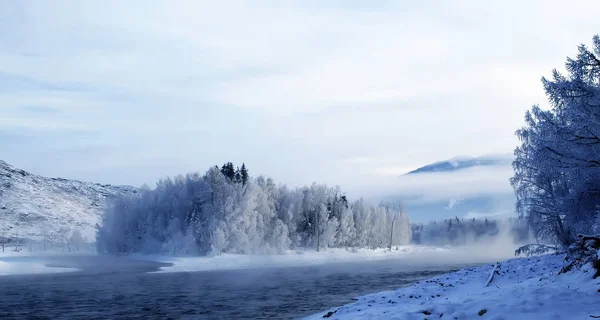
0 72 90 92
0 0 599 190
18 105 61 114
464 210 514 220
354 165 514 201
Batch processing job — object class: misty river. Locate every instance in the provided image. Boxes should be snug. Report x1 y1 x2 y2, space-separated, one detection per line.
0 255 481 319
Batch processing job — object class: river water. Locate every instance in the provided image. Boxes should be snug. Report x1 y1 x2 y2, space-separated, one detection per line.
0 255 479 319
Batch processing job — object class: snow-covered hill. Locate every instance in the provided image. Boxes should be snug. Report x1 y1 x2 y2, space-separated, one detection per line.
0 160 139 244
405 154 513 175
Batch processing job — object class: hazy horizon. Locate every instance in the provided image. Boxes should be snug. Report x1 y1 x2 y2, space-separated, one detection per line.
2 1 600 196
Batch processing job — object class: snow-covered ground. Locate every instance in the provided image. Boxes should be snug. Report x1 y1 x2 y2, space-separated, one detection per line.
0 159 138 242
140 242 518 273
0 249 92 276
142 246 441 273
303 253 600 320
0 257 79 276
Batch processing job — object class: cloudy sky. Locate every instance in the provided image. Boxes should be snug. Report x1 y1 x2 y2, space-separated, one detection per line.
1 1 599 195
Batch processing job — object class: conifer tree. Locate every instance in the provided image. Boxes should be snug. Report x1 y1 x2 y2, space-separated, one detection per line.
234 167 242 184
240 163 249 185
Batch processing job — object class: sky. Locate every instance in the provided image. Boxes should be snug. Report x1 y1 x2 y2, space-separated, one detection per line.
1 0 600 197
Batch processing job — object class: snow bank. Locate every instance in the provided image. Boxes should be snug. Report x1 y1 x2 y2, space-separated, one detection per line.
141 243 518 273
140 246 446 273
0 258 78 276
303 254 600 320
0 160 138 244
0 251 82 276
0 249 95 258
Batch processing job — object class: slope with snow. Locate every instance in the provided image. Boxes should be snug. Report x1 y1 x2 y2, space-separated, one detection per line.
304 253 600 320
405 154 513 175
0 160 139 243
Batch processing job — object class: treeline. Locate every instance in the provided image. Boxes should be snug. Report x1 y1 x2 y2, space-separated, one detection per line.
511 35 600 247
96 163 411 256
1 228 87 253
410 217 532 246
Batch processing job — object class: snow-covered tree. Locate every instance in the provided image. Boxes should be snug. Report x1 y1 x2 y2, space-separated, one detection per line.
336 205 355 248
69 229 84 251
512 35 600 247
96 163 411 256
411 217 528 246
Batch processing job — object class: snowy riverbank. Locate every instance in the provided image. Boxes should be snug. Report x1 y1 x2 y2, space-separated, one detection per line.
303 253 600 320
139 243 518 273
0 242 518 277
0 250 93 276
0 258 79 276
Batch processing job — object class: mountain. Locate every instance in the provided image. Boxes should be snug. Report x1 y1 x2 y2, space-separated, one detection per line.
382 154 516 223
400 193 516 223
0 160 139 244
405 154 513 175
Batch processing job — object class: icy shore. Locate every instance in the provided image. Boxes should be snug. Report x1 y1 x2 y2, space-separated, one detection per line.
303 254 600 320
138 243 518 274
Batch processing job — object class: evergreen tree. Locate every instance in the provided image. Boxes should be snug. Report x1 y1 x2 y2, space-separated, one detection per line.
234 167 242 184
240 163 249 185
220 162 236 181
221 163 228 179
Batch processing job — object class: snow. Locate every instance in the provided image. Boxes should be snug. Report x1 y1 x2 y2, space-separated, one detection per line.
0 256 79 276
0 247 94 276
0 159 138 242
141 243 518 274
141 247 444 273
302 254 600 320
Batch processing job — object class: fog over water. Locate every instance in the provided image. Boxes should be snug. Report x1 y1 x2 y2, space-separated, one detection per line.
0 242 517 319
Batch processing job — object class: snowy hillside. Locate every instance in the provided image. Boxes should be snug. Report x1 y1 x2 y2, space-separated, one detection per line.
405 154 513 175
0 160 139 243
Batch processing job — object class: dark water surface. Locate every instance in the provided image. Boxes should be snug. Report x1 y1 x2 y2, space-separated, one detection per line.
0 255 477 319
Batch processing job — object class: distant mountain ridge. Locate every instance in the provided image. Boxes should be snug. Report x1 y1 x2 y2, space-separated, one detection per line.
381 154 516 223
0 160 139 244
405 154 513 175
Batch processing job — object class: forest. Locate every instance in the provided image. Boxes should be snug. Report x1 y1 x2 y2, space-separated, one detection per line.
410 217 531 246
96 163 411 255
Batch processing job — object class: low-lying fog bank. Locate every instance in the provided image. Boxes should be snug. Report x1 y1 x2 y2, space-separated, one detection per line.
1 229 522 276
138 241 518 274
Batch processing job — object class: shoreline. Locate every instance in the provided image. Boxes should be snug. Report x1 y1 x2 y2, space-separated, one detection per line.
1 244 517 275
301 253 600 320
133 244 517 274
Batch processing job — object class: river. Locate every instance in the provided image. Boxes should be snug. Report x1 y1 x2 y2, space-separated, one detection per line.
0 255 481 319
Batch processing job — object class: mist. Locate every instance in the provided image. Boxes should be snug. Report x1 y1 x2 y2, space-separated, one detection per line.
351 164 512 200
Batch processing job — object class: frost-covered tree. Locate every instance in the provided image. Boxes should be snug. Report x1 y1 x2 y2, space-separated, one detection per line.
336 204 355 248
69 229 84 251
512 35 600 247
410 217 529 246
96 164 411 256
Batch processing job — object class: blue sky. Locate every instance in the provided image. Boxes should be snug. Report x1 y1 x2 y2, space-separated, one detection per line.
1 0 600 197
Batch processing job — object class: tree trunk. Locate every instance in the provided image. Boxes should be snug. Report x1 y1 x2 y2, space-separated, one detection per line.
316 210 320 252
389 215 395 251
